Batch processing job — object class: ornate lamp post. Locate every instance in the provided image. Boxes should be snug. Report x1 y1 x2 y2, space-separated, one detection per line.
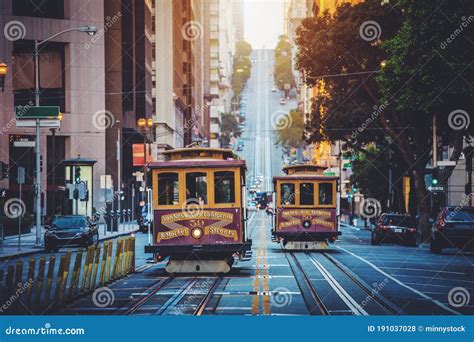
137 118 154 190
0 62 7 92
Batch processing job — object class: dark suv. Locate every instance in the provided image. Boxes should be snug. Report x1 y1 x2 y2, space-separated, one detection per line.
44 215 99 252
431 206 474 254
371 213 418 246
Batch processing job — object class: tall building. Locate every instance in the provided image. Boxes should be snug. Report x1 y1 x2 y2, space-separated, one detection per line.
0 0 106 217
202 0 235 148
153 0 204 152
233 0 245 41
104 0 154 211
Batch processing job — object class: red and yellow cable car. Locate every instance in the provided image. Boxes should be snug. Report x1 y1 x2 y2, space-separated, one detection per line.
145 147 252 273
272 164 341 250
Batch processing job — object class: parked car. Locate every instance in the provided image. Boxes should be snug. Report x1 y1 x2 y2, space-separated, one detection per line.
248 201 258 211
272 86 278 92
44 215 99 252
430 206 474 254
371 213 418 246
279 98 287 105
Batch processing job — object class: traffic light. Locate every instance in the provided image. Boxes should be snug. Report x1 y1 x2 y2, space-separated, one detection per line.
431 169 439 186
0 161 8 180
40 155 43 173
75 166 81 184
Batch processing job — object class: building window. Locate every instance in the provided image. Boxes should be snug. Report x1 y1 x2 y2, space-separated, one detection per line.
13 0 64 19
158 173 179 205
12 41 66 111
280 183 295 205
214 171 235 204
186 172 207 204
318 183 333 205
300 183 314 206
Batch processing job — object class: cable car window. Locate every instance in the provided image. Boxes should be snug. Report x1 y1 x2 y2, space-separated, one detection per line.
300 183 314 205
186 172 208 204
280 183 295 205
158 173 179 205
319 183 333 205
214 171 235 204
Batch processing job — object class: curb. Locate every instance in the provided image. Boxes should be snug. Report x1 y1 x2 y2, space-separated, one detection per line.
0 227 139 261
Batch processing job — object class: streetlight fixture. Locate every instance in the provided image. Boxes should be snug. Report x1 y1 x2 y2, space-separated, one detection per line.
32 25 97 247
0 62 7 92
137 118 154 194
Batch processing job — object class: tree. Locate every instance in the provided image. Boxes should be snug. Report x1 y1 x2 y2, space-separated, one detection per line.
274 35 295 90
274 109 305 148
220 112 242 147
295 0 473 238
232 41 253 103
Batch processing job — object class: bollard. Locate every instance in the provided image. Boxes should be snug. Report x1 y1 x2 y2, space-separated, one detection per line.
106 240 113 283
35 257 46 309
112 239 122 279
85 245 96 292
5 265 14 312
53 255 66 304
68 248 84 300
44 256 56 306
26 257 36 307
81 246 93 292
91 244 102 289
131 236 136 273
99 242 109 286
59 250 72 303
13 261 23 313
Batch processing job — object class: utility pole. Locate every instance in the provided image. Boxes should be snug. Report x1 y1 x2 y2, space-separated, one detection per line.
34 40 42 247
116 121 121 227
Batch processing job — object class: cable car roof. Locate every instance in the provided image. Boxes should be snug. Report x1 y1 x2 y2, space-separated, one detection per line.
148 147 246 169
282 164 327 175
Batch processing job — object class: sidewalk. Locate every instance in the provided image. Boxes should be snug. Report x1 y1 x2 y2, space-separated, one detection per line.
340 217 373 231
0 221 139 261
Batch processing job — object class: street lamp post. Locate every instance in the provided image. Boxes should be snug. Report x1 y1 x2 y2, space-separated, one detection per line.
33 25 97 247
137 118 154 195
0 62 8 92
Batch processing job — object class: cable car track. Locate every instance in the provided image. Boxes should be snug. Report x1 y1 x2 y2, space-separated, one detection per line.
319 253 400 315
285 252 330 315
124 276 223 315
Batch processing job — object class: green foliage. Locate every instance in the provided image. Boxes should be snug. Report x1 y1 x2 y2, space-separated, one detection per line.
232 40 253 102
275 109 305 148
274 35 295 90
220 112 242 147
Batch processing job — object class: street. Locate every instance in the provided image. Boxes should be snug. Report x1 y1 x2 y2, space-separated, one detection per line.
42 50 473 316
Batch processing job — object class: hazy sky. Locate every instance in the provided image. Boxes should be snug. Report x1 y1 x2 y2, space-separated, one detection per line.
244 0 284 49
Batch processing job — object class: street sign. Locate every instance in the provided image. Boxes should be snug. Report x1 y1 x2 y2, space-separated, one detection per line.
17 167 25 185
16 119 60 128
15 106 60 119
437 160 456 167
428 186 444 192
13 140 35 147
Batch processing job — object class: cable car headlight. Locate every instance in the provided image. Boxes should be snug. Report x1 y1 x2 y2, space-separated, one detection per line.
191 227 204 239
302 220 312 229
